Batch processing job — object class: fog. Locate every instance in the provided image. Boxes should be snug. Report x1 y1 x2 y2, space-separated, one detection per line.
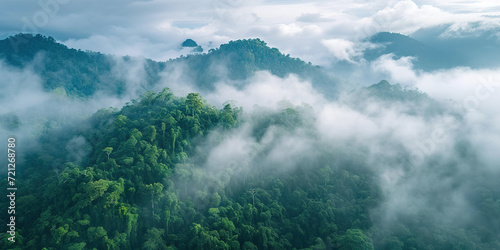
1 31 499 246
0 52 158 176
155 54 500 242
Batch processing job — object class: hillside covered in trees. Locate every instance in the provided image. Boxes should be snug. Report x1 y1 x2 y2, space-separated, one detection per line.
2 86 500 249
1 34 500 250
1 88 378 249
0 34 337 99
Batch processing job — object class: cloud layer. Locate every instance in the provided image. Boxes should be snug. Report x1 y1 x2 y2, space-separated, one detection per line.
2 0 499 66
1 0 500 244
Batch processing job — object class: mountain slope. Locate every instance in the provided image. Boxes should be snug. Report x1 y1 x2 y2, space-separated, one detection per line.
0 34 164 97
364 32 465 71
0 34 338 99
170 39 334 91
2 33 500 250
2 89 378 249
2 85 498 249
411 24 500 69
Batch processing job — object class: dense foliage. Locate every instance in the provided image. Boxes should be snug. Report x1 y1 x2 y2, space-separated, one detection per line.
3 85 499 249
169 38 338 95
0 34 164 97
1 34 500 250
1 88 381 249
0 34 338 99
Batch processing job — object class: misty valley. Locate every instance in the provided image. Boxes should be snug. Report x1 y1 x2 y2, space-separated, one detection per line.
1 34 500 250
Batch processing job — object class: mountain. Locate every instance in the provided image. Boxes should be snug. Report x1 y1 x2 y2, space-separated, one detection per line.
411 24 500 69
0 88 379 249
169 38 337 94
363 32 466 71
181 39 203 53
0 34 164 97
181 39 199 48
362 80 428 102
2 33 500 250
0 34 338 99
2 82 497 249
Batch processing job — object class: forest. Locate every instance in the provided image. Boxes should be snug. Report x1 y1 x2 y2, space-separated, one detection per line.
1 34 500 249
1 88 379 249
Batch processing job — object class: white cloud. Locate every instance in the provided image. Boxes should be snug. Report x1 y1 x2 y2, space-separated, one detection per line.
360 1 455 36
203 71 327 110
2 0 498 66
321 38 368 62
3 0 500 243
0 61 48 113
371 54 418 84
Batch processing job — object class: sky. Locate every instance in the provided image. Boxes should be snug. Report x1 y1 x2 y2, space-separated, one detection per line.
1 0 499 64
1 0 500 242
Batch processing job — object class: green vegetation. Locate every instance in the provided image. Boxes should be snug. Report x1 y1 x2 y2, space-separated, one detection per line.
0 88 380 249
0 34 164 97
170 38 337 95
1 34 500 250
2 86 499 249
0 34 338 99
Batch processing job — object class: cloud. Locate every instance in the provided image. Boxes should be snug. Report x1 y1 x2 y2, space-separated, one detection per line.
439 19 500 38
65 135 91 164
204 71 327 109
344 52 500 232
370 54 418 83
2 0 500 243
0 50 167 167
4 0 500 67
108 55 148 98
321 38 366 62
359 1 455 36
0 60 48 114
157 53 500 241
296 13 332 23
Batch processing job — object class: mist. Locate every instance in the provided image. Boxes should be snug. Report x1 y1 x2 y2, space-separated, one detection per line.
2 31 500 248
3 0 500 248
155 54 500 246
0 51 165 177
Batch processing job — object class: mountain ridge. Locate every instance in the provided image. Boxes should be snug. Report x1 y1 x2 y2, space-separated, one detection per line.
364 32 466 70
0 34 337 98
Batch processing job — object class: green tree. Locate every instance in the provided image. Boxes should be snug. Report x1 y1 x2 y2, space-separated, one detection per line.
103 147 113 161
338 229 374 250
221 104 237 129
186 93 202 116
142 228 167 250
144 125 157 143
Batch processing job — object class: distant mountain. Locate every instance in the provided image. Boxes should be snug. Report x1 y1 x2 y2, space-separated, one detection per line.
181 39 198 47
181 39 203 52
0 34 164 97
364 32 466 71
344 79 448 118
169 38 338 94
411 24 500 69
0 34 339 99
363 80 428 102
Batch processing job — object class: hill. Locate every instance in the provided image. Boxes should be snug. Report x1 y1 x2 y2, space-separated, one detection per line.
1 33 499 250
169 38 336 94
0 34 164 97
411 24 500 69
0 34 338 99
363 32 465 71
2 85 498 249
1 89 378 249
